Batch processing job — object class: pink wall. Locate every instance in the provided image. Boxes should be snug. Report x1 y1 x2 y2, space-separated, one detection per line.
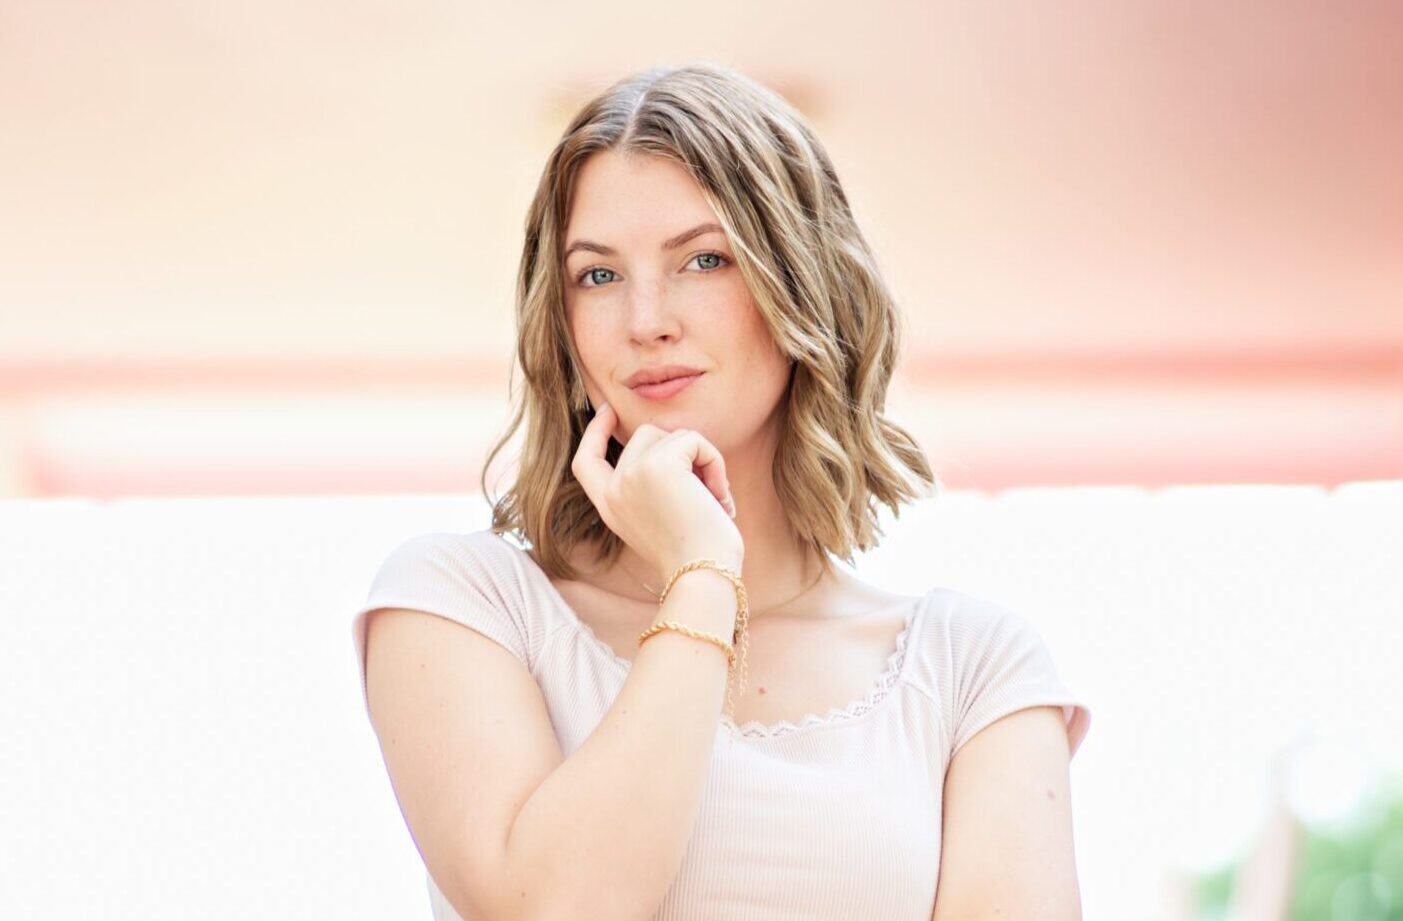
1 1 1398 497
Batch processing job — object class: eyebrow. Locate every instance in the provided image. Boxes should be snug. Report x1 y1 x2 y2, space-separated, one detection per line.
563 222 725 261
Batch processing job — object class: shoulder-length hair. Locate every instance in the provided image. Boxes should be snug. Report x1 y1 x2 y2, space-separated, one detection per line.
481 62 939 581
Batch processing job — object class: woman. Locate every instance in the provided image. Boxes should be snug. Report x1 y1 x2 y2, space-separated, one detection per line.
352 62 1091 921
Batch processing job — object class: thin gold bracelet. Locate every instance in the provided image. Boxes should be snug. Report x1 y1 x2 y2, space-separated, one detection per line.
637 558 749 727
637 621 736 670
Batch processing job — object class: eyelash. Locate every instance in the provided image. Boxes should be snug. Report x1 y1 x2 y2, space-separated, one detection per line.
572 251 730 288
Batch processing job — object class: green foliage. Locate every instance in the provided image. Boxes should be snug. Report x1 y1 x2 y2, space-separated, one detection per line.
1192 773 1403 921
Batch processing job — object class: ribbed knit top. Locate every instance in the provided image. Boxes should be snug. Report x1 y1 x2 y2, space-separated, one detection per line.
351 529 1092 921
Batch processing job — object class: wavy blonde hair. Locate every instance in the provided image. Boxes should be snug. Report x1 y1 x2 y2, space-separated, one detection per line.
481 62 939 581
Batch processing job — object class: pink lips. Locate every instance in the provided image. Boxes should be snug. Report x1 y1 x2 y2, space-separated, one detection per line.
631 372 703 400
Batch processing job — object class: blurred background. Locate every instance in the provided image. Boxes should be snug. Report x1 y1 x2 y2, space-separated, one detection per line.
2 1 1400 919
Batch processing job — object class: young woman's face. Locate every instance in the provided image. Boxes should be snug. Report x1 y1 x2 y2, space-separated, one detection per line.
562 150 792 454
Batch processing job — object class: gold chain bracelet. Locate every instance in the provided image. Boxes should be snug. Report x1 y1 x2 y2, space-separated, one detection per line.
636 558 749 729
637 620 736 670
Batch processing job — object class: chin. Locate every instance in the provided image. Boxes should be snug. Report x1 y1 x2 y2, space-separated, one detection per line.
619 403 712 441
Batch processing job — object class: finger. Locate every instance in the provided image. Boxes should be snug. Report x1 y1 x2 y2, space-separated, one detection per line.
615 421 671 469
662 429 733 516
571 401 620 510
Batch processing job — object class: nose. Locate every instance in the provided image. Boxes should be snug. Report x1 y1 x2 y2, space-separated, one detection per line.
625 277 681 345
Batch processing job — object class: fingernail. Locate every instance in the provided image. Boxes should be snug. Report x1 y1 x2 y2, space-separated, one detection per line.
598 401 609 413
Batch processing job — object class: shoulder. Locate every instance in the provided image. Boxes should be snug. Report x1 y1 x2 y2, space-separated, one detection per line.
827 567 928 618
362 528 538 616
905 586 1014 657
903 587 1066 706
923 585 1021 630
912 587 1092 760
376 528 523 575
354 528 547 672
382 527 517 558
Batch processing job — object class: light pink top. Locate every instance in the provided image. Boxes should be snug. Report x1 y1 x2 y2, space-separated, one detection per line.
351 529 1091 921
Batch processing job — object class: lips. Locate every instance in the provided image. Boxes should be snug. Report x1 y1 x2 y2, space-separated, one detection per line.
637 372 690 386
624 364 705 388
630 371 703 401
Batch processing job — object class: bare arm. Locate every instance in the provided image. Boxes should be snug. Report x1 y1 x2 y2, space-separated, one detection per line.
505 568 738 921
364 565 738 921
363 404 744 921
505 403 745 919
931 706 1082 921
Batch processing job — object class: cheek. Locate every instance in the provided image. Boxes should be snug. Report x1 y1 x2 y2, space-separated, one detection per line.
735 306 788 376
567 310 606 370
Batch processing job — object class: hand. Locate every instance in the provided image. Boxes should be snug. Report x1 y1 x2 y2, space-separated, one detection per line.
571 401 744 585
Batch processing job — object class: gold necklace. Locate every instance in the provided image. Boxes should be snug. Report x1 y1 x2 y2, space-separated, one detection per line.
624 551 826 619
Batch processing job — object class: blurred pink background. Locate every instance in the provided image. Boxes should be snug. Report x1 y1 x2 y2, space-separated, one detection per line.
1 0 1399 498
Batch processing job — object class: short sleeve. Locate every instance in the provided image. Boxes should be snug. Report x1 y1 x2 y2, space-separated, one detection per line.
948 601 1091 760
350 531 535 718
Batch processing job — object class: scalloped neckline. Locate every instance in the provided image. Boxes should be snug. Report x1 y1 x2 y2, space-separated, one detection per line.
507 538 927 740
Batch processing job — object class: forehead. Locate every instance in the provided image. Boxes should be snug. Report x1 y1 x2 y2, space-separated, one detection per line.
564 150 719 244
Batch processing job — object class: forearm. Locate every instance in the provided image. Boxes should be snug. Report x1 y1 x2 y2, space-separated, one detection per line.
503 570 739 921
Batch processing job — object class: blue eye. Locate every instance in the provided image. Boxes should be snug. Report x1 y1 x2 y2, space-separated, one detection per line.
575 266 617 288
572 251 730 288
